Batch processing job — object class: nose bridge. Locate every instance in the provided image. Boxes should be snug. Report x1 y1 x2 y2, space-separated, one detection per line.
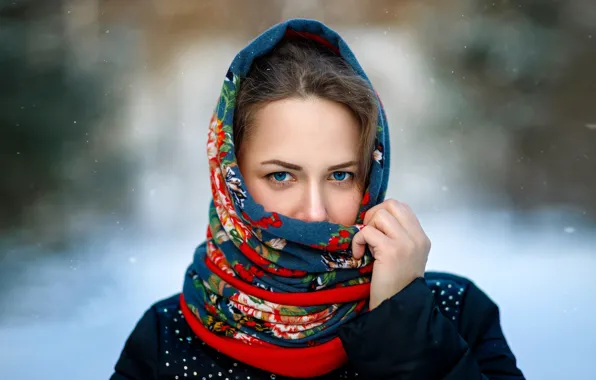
301 179 327 222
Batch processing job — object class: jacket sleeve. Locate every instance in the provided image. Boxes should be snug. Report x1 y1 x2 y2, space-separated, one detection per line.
110 308 160 380
338 277 525 380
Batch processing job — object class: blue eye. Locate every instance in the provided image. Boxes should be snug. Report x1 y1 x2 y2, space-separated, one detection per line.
272 172 289 181
332 171 350 181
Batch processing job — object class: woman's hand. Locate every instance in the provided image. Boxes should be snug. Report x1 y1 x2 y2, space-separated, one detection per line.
352 199 431 310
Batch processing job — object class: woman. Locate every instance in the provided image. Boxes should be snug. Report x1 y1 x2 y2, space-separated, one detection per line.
111 19 524 380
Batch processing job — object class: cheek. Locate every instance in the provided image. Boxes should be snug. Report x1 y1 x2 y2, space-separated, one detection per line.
243 177 296 215
327 189 362 225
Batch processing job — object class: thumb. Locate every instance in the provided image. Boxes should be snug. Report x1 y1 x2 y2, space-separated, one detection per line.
351 230 367 260
351 226 388 260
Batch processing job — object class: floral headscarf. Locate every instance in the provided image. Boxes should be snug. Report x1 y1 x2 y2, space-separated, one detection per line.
181 19 390 378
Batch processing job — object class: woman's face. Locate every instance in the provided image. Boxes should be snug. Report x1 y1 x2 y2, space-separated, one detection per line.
238 97 363 225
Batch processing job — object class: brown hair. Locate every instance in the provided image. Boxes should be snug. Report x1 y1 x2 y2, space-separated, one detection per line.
233 36 378 188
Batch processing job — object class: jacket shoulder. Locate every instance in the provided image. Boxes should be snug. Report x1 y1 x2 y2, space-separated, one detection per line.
424 271 473 286
150 293 182 312
421 271 471 326
425 271 498 310
423 271 498 328
111 294 181 380
424 271 503 345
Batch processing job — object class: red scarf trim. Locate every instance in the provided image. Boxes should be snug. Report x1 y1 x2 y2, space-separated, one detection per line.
180 294 349 378
205 255 371 306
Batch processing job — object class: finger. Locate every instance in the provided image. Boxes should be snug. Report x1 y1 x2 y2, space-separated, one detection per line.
366 208 407 240
364 201 430 254
362 202 385 226
399 202 431 252
363 199 404 225
366 199 422 238
385 200 424 238
351 225 391 259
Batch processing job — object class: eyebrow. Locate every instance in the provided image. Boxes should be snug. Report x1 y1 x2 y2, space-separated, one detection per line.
328 160 358 171
260 160 358 171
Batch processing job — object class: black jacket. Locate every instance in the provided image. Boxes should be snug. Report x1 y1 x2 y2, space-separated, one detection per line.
110 272 524 380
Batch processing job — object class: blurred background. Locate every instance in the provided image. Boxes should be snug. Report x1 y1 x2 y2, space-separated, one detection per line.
1 0 595 378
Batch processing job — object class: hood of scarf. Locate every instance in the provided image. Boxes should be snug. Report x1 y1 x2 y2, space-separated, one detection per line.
181 19 391 378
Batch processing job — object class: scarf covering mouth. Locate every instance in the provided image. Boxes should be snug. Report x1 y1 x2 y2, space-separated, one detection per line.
181 19 391 378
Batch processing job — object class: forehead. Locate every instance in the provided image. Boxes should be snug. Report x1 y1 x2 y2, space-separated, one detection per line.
245 97 360 160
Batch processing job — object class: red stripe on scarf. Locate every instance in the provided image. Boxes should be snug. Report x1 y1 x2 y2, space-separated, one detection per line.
237 242 308 277
180 294 348 378
205 255 370 306
284 29 340 55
